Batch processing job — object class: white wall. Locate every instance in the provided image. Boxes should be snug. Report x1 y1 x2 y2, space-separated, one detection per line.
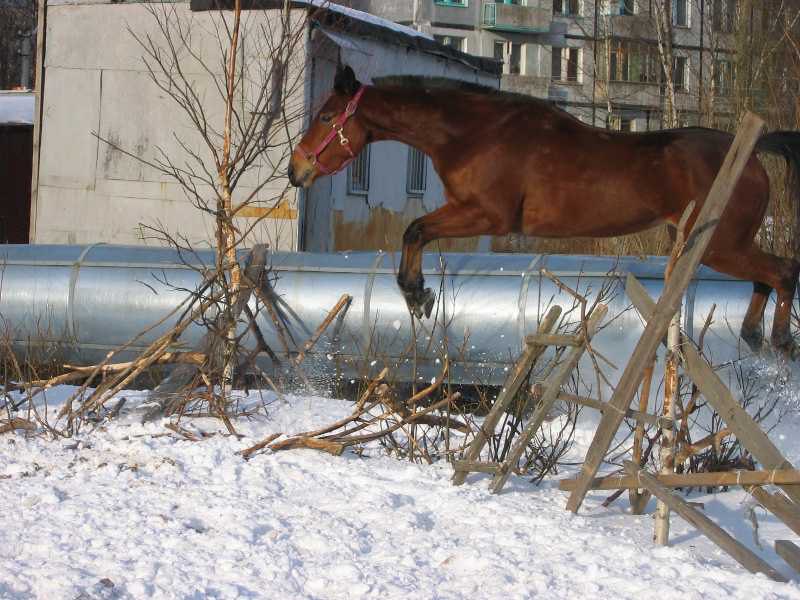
34 1 305 250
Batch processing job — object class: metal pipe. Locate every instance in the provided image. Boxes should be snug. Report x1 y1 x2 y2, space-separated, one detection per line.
0 244 761 386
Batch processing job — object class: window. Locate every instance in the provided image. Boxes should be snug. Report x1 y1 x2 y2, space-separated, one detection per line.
609 115 634 131
434 34 466 52
607 41 658 83
620 0 635 15
713 0 736 33
673 56 688 91
553 0 579 16
672 0 689 27
551 47 581 82
435 0 468 6
406 148 427 196
494 41 504 63
509 42 522 74
348 147 370 195
714 59 734 96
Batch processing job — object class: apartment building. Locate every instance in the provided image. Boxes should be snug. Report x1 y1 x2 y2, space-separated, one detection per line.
351 0 742 132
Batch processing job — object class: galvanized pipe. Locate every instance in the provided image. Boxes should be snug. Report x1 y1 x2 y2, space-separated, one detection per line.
0 244 762 386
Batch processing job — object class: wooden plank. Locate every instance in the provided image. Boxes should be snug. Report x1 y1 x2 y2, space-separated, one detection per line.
748 487 800 537
558 469 800 491
549 388 672 428
626 274 800 506
623 461 786 582
525 333 581 347
452 460 500 474
775 540 800 574
566 114 766 514
451 305 562 485
489 304 608 494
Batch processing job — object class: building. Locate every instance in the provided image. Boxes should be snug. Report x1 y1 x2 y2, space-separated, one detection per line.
352 0 740 132
28 0 499 250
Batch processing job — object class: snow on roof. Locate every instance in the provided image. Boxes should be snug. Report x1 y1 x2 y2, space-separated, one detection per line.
298 0 434 41
0 92 34 126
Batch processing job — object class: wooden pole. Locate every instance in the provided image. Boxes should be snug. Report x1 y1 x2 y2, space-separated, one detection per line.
559 469 800 491
566 113 766 514
623 462 786 582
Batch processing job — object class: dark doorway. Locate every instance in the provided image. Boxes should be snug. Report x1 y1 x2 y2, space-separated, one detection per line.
0 124 33 243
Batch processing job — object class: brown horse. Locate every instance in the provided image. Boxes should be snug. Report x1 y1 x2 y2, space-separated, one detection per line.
289 65 800 356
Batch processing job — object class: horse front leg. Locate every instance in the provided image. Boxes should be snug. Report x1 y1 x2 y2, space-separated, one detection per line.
398 203 493 318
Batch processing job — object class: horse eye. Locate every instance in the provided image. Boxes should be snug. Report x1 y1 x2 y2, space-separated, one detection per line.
320 114 333 123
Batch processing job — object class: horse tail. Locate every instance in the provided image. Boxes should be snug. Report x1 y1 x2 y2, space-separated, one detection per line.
757 131 800 255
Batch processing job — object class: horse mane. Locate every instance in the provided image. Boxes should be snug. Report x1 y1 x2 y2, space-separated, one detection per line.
371 75 578 119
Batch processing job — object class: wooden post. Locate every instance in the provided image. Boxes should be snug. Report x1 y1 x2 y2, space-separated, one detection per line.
566 113 765 514
623 461 786 582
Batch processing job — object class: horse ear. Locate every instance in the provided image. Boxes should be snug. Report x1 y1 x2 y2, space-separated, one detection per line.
334 65 360 96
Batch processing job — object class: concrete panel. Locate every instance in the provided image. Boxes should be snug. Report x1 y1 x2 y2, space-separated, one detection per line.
38 67 100 190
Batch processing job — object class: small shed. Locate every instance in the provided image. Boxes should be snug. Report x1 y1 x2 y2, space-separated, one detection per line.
31 0 500 250
0 91 34 244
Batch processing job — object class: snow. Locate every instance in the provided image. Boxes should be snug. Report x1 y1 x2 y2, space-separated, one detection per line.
2 387 800 599
0 92 34 125
300 0 434 40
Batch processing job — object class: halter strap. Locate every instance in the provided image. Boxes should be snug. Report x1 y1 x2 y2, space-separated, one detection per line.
297 86 367 175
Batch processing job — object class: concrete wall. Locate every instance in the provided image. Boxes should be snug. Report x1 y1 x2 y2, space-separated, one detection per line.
33 1 305 249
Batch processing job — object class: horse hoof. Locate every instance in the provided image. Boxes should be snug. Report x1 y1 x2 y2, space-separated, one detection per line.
421 288 435 318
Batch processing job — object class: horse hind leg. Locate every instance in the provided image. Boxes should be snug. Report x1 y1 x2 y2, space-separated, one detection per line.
704 247 800 357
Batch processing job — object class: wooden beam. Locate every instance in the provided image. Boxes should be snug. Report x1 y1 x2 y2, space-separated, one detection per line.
558 469 800 491
452 460 500 474
623 461 786 582
525 333 581 347
489 304 608 494
626 274 800 506
775 540 800 574
452 305 562 485
566 113 766 514
549 388 672 428
748 486 800 537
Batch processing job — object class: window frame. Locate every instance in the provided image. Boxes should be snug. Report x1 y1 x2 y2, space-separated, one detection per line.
406 147 427 197
347 146 370 196
672 0 690 27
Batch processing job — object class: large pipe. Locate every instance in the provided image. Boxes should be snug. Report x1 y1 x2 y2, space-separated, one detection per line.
0 244 763 386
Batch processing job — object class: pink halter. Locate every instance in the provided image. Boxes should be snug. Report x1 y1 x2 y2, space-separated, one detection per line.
297 86 367 175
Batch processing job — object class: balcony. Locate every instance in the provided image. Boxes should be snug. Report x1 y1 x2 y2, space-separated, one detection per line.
482 1 552 34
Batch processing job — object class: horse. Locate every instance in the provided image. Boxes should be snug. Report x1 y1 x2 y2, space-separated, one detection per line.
288 65 800 357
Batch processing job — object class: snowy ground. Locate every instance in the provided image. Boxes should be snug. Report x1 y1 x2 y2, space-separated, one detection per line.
3 387 800 599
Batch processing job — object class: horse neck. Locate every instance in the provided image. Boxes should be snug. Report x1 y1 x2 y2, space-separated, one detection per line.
358 88 457 157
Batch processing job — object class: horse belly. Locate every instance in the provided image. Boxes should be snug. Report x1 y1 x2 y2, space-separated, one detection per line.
520 188 665 238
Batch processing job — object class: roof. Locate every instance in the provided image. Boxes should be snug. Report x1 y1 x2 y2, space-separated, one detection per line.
0 91 34 126
189 0 501 76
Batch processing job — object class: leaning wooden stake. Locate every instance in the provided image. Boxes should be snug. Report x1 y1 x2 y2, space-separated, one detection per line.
623 461 786 582
451 305 562 486
489 304 608 494
627 273 800 506
566 113 766 514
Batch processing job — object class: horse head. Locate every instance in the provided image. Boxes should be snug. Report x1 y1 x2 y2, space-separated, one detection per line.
288 65 369 188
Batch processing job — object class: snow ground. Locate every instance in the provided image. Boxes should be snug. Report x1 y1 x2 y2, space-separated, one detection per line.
2 388 800 599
